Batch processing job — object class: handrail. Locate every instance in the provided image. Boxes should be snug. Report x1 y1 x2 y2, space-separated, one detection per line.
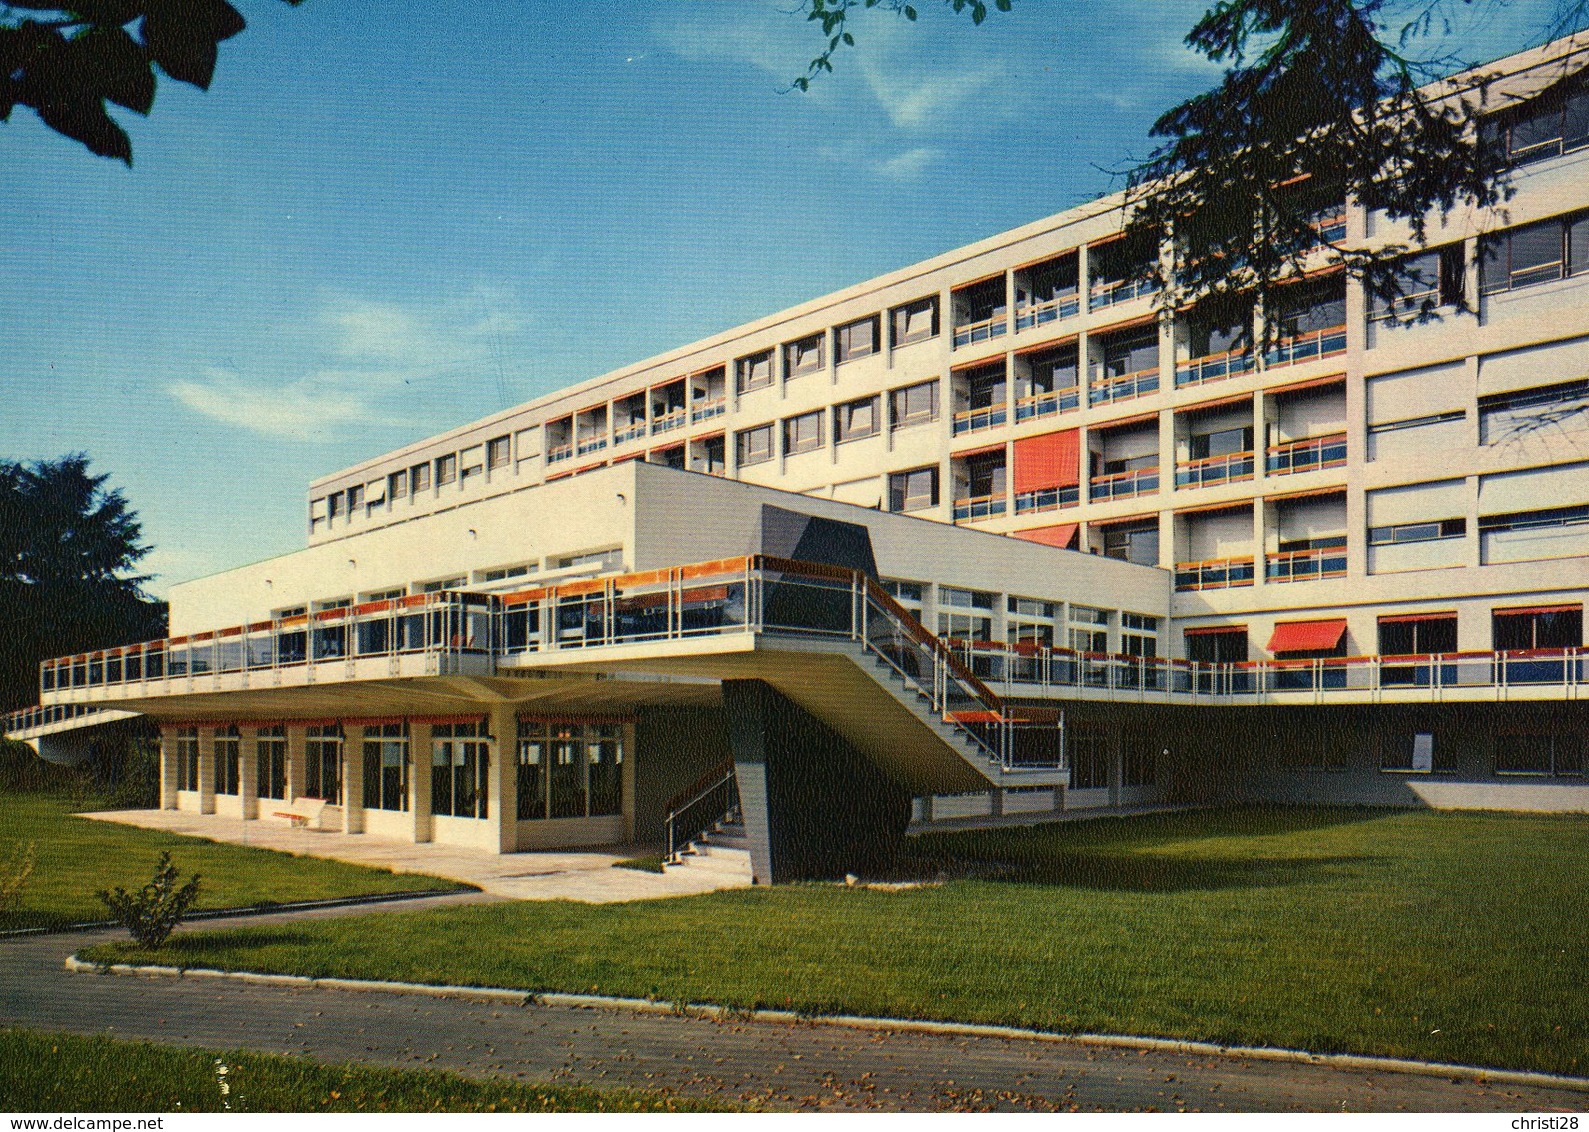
665 760 738 863
1266 432 1347 474
1264 324 1347 367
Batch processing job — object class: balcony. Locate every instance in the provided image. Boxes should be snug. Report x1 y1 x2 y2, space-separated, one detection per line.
1174 556 1255 591
575 436 608 457
1088 276 1158 311
1014 485 1079 514
546 443 574 465
1089 467 1159 502
1014 294 1079 331
612 421 647 446
690 397 726 424
1175 349 1255 389
1014 388 1079 422
1264 325 1346 368
953 494 1007 522
952 405 1007 435
1087 366 1159 407
651 407 686 434
1266 432 1346 475
1266 543 1348 582
1174 451 1254 489
1311 210 1347 244
952 313 1008 350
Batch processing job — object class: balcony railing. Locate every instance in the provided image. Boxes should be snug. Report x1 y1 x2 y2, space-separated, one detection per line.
952 405 1007 435
1174 451 1254 489
1014 294 1079 331
2 702 107 735
1174 556 1255 591
1266 544 1348 582
546 443 574 464
1014 484 1080 514
1175 350 1254 388
1311 211 1347 243
1266 432 1347 475
1088 366 1159 406
952 313 1008 349
953 494 1006 522
1088 276 1158 311
1264 325 1347 368
651 408 686 434
690 398 726 424
1014 388 1079 422
1089 467 1159 502
613 422 647 446
575 436 608 457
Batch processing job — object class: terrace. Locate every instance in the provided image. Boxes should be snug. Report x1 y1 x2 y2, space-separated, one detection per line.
951 276 1008 349
1014 251 1080 330
1088 325 1160 407
1013 342 1079 422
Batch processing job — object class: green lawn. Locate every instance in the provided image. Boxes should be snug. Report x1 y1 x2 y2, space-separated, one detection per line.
0 1028 735 1112
86 807 1589 1077
0 793 468 931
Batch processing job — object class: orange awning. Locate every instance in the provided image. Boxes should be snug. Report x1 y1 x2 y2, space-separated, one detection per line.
1268 619 1346 653
1012 428 1080 492
1013 523 1079 550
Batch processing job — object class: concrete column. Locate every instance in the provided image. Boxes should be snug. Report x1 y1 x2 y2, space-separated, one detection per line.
410 722 433 843
239 730 258 820
622 720 637 844
988 788 1004 817
1052 783 1065 813
488 705 518 853
285 724 307 803
158 728 178 810
197 728 216 815
1109 729 1124 808
342 729 365 834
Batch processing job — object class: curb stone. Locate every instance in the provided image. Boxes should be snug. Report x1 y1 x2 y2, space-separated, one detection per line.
62 956 1589 1096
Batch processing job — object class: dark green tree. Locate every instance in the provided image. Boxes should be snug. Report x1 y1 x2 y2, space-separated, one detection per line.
1 0 301 164
0 454 166 712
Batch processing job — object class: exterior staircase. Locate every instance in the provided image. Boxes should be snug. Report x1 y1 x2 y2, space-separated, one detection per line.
663 814 753 882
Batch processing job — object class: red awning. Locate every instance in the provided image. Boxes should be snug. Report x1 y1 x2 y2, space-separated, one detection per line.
1268 619 1347 653
1013 523 1079 550
1012 428 1080 493
1378 611 1456 625
1493 604 1581 617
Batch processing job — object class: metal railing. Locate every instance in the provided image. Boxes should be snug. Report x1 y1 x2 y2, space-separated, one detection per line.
952 405 1007 434
1175 350 1254 388
1174 451 1254 488
1090 467 1159 501
665 761 740 864
1014 388 1079 421
1264 325 1347 367
1266 433 1347 475
575 436 608 457
1266 544 1348 583
651 408 686 434
613 422 647 445
1014 484 1080 514
3 702 107 735
953 494 1006 522
952 313 1008 349
1088 365 1159 406
1014 294 1079 330
546 443 575 464
1088 276 1158 311
1174 557 1256 591
690 398 726 423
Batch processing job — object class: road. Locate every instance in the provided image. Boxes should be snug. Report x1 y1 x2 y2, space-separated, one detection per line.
3 898 1584 1113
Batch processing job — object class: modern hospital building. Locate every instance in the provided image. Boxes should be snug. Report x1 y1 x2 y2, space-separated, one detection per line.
8 33 1589 883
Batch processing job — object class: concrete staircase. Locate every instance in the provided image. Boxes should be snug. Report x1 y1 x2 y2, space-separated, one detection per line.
664 815 753 883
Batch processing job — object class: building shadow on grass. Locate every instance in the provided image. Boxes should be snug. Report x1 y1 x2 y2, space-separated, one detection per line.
918 850 1379 893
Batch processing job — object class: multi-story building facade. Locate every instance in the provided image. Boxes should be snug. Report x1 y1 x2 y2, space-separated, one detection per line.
9 34 1589 882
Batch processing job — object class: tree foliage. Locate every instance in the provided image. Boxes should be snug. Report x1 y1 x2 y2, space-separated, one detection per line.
96 850 201 948
794 0 1012 91
0 0 301 164
0 454 166 712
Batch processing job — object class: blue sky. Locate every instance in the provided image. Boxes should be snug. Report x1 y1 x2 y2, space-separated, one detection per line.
0 0 1568 595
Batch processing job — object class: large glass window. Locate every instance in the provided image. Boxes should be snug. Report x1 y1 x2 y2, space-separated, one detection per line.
432 720 490 819
1495 733 1583 776
835 396 879 443
256 726 286 801
735 424 775 467
362 724 410 812
517 721 626 822
888 466 939 512
172 727 199 792
891 296 938 346
937 587 995 643
1068 728 1110 790
783 411 823 455
1378 615 1457 656
303 724 343 804
1482 212 1589 294
889 380 939 430
1493 606 1582 651
213 727 240 796
835 315 880 363
784 333 824 377
736 350 774 393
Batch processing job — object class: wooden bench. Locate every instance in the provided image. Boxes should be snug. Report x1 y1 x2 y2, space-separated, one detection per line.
271 798 328 830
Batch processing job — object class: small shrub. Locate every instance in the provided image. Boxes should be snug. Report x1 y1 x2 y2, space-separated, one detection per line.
0 841 37 923
97 851 201 948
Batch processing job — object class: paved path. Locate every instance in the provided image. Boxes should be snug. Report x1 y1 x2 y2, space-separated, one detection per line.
3 901 1585 1113
79 809 751 901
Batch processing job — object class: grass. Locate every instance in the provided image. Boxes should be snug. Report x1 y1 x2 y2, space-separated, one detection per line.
0 792 468 932
0 1028 735 1112
86 806 1589 1077
612 854 667 873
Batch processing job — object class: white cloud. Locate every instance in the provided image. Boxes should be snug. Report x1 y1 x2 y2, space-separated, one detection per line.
872 146 942 181
856 56 1003 130
169 368 386 439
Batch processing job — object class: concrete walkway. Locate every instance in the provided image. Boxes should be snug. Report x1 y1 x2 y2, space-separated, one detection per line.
5 899 1585 1113
80 809 751 902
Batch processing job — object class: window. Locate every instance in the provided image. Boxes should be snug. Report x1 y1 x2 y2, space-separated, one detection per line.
362 724 410 812
937 587 994 642
1368 518 1465 545
1369 410 1466 437
1492 605 1582 651
480 564 533 583
171 728 199 792
1100 327 1159 377
327 493 343 522
836 315 880 363
783 411 823 455
555 549 622 572
1369 245 1465 319
1189 426 1252 460
213 727 240 796
432 719 490 819
256 726 287 801
388 470 407 502
1273 279 1347 337
303 724 343 805
1481 212 1589 293
459 446 484 485
1378 615 1457 656
736 350 774 394
1007 597 1057 648
364 480 385 514
1185 627 1247 664
1490 84 1589 165
1495 733 1583 776
889 380 939 430
345 484 364 515
883 579 924 616
419 576 466 593
891 297 938 346
309 497 327 533
834 396 879 443
1121 612 1159 656
1101 520 1159 566
410 462 432 495
736 423 775 467
1479 379 1589 444
486 435 511 471
1479 504 1589 540
517 721 625 821
436 453 458 486
888 466 939 512
784 333 824 377
1069 606 1110 654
